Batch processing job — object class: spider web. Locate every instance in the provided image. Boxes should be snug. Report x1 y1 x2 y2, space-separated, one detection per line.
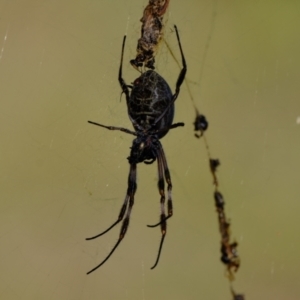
0 0 299 299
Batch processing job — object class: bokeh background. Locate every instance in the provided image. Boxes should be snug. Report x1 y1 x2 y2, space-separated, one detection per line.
0 0 299 299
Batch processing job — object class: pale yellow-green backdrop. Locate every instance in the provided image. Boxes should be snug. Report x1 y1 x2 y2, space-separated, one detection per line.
0 0 299 299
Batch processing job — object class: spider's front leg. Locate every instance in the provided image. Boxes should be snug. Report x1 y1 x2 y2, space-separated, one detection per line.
86 163 137 274
153 25 186 128
88 120 136 136
172 25 187 101
160 146 173 222
147 142 173 269
118 35 131 103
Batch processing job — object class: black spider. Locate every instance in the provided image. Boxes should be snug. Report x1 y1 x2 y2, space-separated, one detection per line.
86 25 186 274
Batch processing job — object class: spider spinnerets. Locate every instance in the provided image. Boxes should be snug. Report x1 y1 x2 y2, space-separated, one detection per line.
86 25 186 275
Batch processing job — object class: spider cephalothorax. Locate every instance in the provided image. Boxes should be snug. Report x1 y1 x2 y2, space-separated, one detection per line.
128 135 159 164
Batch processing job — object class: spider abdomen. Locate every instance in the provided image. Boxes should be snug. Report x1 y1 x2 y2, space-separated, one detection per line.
129 70 174 138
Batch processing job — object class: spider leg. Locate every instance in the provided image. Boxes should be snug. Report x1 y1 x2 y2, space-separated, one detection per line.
86 163 137 274
148 143 173 269
147 144 173 228
172 24 187 99
153 25 187 126
160 145 173 222
144 158 156 165
150 232 166 270
86 220 120 240
88 120 137 136
85 194 128 241
154 122 185 137
118 36 131 102
149 146 166 269
117 35 147 133
168 122 185 129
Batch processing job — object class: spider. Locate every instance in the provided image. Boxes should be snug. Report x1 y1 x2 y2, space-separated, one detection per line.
86 25 186 275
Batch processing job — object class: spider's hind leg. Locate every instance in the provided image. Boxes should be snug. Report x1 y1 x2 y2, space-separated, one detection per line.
86 163 137 274
147 142 173 269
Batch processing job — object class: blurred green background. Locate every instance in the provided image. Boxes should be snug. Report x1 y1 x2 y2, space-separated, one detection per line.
0 0 299 299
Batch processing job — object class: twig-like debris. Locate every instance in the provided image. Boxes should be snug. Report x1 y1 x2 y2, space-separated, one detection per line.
131 0 170 70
